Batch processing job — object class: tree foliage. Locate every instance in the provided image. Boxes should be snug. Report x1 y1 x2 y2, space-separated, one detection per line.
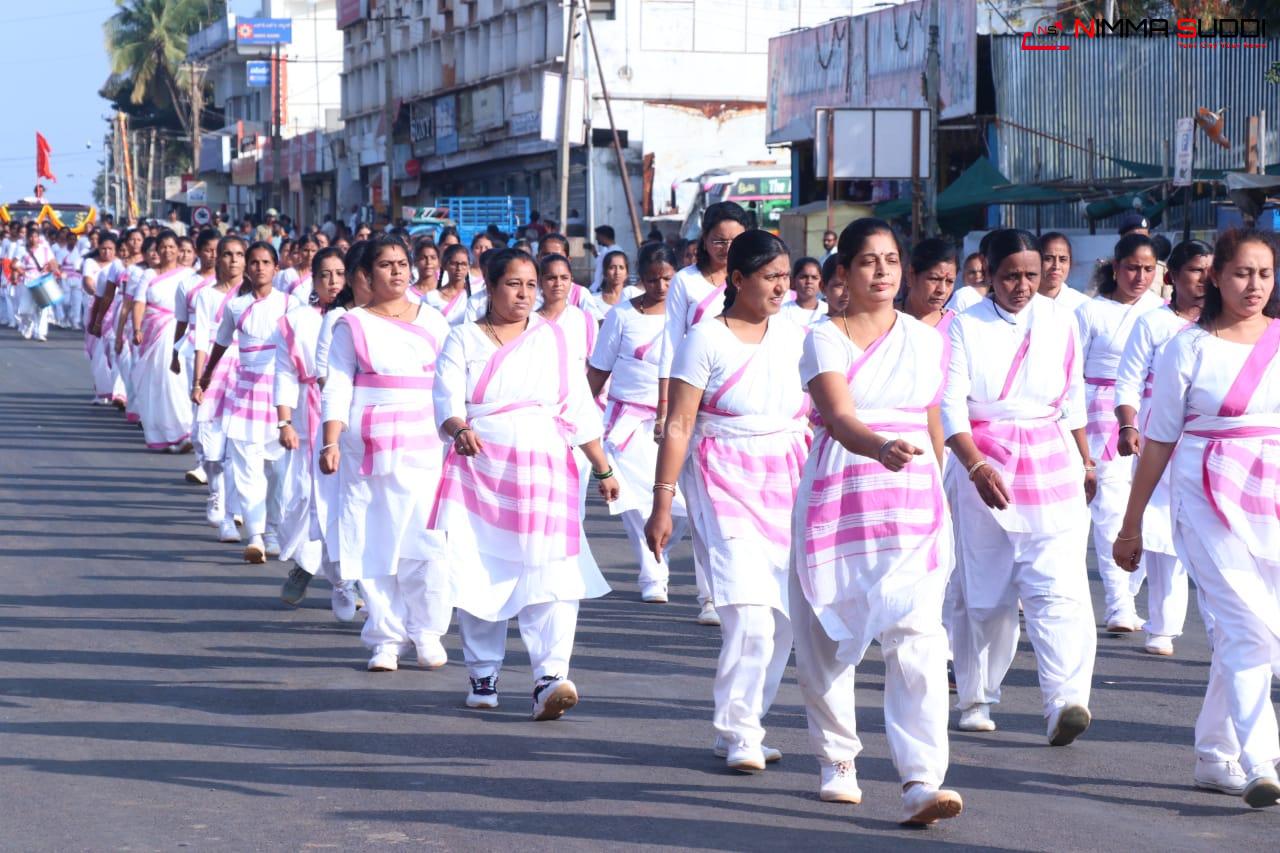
102 0 226 135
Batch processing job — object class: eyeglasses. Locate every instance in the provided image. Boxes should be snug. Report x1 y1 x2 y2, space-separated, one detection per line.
708 239 733 249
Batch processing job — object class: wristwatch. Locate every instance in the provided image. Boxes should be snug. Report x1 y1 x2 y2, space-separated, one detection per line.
276 419 291 429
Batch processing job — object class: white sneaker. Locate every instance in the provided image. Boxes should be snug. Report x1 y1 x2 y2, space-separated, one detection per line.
185 466 208 485
819 760 863 803
726 743 766 774
1194 757 1247 795
958 704 997 732
1243 767 1280 808
900 783 963 825
1047 703 1091 746
713 735 781 763
532 675 579 721
218 517 241 543
466 675 499 709
697 601 721 626
1144 634 1175 656
415 635 447 669
1105 609 1142 633
331 582 358 622
263 531 281 557
206 493 225 526
243 535 266 564
640 582 668 603
367 645 399 672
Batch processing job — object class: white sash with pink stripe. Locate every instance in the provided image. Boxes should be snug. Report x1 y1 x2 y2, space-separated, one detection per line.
224 293 288 444
692 282 727 325
969 321 1082 533
1186 320 1280 562
340 309 443 476
431 318 582 566
691 333 808 571
800 319 946 606
278 308 324 444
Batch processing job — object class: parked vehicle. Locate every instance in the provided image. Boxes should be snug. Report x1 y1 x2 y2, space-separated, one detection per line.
679 168 791 239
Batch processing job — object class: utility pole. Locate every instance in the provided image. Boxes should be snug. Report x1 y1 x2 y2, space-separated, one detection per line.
583 3 594 244
582 7 643 247
923 0 940 236
187 62 206 174
383 15 397 225
146 127 158 217
557 0 578 230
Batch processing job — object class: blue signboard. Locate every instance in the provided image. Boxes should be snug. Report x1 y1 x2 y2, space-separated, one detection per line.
434 95 458 156
236 18 292 46
246 61 270 88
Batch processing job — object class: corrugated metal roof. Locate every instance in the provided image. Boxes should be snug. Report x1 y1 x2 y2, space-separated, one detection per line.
990 35 1280 230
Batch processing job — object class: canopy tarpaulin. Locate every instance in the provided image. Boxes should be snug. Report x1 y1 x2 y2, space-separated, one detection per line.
874 157 1072 220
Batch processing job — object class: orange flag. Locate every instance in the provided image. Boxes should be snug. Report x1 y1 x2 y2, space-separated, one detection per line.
36 132 56 182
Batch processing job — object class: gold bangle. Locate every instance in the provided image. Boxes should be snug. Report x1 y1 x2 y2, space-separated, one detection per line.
1115 533 1141 541
653 482 677 494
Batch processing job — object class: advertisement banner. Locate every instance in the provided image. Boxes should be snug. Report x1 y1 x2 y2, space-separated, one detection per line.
246 61 269 88
235 18 292 46
434 95 458 156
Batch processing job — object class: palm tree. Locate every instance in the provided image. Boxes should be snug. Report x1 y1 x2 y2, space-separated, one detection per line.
103 0 225 136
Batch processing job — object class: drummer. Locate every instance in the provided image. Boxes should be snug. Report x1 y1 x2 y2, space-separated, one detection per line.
14 224 59 342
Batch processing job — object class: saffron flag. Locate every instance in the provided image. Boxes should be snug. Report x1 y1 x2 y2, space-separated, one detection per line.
36 132 55 182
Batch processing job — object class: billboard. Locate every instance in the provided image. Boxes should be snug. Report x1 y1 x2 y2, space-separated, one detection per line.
235 18 292 46
337 0 367 29
767 1 976 145
434 95 458 156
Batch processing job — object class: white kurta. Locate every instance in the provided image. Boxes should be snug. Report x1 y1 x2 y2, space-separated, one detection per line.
796 315 950 655
134 268 195 449
273 304 325 570
1147 322 1280 774
431 317 610 622
658 264 726 379
671 318 809 612
321 305 453 580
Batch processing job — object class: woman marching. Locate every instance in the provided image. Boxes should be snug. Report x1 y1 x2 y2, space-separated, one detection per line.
946 252 988 313
781 256 825 328
588 242 689 603
276 246 346 609
790 218 962 824
1113 240 1211 657
191 237 247 543
646 230 808 773
1114 228 1280 808
657 201 752 626
130 230 195 452
598 249 638 308
434 243 476 325
431 247 617 719
1038 233 1089 313
1077 234 1166 633
943 228 1098 743
319 235 454 670
171 229 221 485
199 241 296 563
409 239 439 302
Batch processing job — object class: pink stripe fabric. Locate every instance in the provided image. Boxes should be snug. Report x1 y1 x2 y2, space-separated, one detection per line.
692 283 727 325
1219 320 1280 417
696 435 805 552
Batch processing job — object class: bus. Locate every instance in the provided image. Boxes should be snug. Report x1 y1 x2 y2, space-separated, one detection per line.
680 168 791 239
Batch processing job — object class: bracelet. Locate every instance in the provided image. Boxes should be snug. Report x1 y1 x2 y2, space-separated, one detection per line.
1084 465 1097 472
876 438 895 462
320 443 338 451
653 482 677 494
1118 424 1139 434
451 426 471 441
277 420 292 429
1115 533 1141 541
967 459 988 480
592 467 615 480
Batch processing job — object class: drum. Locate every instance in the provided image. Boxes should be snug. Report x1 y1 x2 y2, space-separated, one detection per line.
25 273 64 309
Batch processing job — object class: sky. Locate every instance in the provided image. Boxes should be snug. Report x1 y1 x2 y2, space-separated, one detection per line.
0 0 263 208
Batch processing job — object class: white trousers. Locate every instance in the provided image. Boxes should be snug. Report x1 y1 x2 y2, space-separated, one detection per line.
1178 529 1280 774
62 285 83 329
1144 551 1188 638
226 439 285 537
0 284 13 326
359 559 453 651
789 572 950 787
16 299 50 340
954 506 1096 716
686 515 716 606
714 603 792 751
458 600 579 682
621 510 689 587
1191 585 1241 763
1091 475 1146 619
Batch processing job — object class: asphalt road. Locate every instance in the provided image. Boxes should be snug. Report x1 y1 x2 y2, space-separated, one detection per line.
0 325 1274 852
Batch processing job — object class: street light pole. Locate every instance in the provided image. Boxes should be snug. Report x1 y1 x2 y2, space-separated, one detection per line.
382 14 397 224
924 0 940 236
556 0 579 230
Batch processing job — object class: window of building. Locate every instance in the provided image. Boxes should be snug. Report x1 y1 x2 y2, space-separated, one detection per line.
589 0 617 20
